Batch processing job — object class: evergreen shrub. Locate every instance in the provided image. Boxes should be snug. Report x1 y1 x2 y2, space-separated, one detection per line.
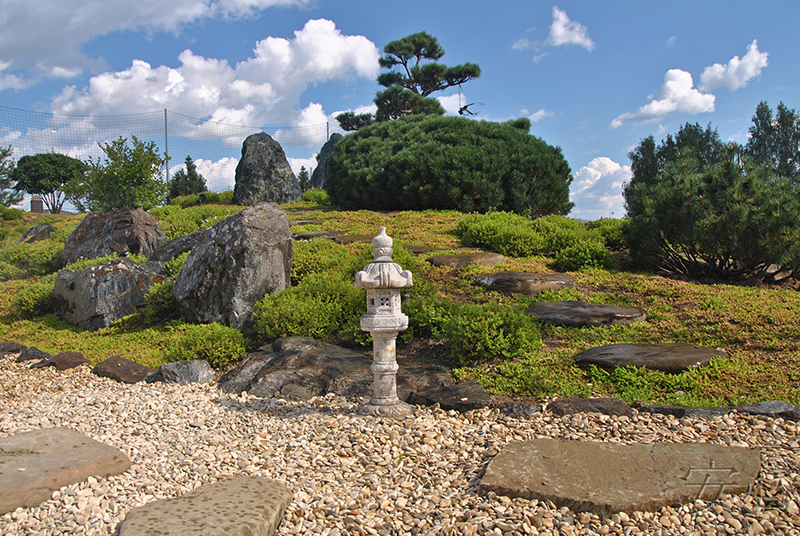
554 240 616 271
586 218 628 251
326 115 573 215
144 281 181 323
0 205 23 220
150 204 243 239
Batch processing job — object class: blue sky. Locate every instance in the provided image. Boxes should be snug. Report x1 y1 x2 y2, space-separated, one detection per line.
1 0 798 218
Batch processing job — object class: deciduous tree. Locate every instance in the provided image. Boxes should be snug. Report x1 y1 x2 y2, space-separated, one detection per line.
10 152 86 214
0 145 22 207
745 101 800 180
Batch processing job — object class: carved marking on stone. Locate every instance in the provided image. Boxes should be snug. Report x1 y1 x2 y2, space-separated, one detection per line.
682 459 741 500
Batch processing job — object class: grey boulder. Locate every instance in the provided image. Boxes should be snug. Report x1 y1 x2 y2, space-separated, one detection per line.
147 360 215 384
476 272 576 295
308 133 342 189
427 252 506 270
172 202 293 332
53 257 169 331
62 207 167 265
232 132 301 206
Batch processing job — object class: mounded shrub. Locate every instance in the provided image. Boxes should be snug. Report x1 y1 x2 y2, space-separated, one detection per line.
326 115 574 216
554 240 616 271
166 322 248 368
0 205 23 221
144 280 182 323
586 218 628 251
442 303 542 366
149 203 243 239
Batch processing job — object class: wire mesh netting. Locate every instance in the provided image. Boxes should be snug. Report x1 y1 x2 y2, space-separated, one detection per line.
0 106 342 194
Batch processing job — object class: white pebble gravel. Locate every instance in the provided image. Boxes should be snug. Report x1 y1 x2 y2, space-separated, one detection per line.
2 353 799 536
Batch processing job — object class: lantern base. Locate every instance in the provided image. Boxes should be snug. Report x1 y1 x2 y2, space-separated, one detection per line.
358 401 413 417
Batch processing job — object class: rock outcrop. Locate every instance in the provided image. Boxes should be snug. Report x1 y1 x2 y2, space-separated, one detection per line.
62 208 167 265
15 223 56 244
308 133 343 189
172 203 293 332
232 133 301 206
53 257 168 331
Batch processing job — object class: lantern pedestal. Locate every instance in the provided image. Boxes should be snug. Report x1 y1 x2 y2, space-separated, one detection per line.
354 227 413 417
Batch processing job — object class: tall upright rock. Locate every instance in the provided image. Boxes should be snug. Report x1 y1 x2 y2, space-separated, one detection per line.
309 133 343 189
172 203 293 332
232 133 301 206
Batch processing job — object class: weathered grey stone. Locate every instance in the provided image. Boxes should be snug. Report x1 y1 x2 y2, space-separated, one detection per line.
16 346 51 363
218 337 453 401
147 360 215 384
407 380 492 412
547 397 633 417
334 234 374 245
479 438 760 514
496 400 543 419
53 257 169 331
573 343 727 373
232 132 301 206
476 272 576 295
92 355 155 384
15 223 56 245
288 219 325 227
150 229 207 263
62 207 167 265
173 203 293 332
0 428 131 515
525 300 647 327
119 476 292 536
30 351 90 371
308 133 342 189
426 252 506 270
0 341 25 355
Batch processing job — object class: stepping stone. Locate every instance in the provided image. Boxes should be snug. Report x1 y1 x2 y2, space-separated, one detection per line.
476 272 576 295
119 476 292 536
427 252 505 270
547 397 633 417
292 230 346 241
642 400 800 421
0 428 131 515
334 234 374 245
525 300 646 327
407 380 492 411
573 343 727 373
92 355 155 383
479 438 760 514
288 219 325 227
30 351 90 371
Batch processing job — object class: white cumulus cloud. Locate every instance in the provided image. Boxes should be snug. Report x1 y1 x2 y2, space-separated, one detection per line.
610 69 715 128
49 19 380 127
570 156 630 219
528 109 553 122
0 0 312 80
547 6 596 51
699 40 768 91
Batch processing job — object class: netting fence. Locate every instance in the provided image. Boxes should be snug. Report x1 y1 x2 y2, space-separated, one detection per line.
0 105 344 195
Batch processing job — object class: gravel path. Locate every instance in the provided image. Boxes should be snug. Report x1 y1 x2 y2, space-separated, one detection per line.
1 353 799 536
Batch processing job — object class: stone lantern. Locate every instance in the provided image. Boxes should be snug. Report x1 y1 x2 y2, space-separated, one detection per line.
354 227 413 416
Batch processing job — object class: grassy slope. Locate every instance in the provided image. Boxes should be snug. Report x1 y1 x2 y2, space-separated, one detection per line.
0 205 798 407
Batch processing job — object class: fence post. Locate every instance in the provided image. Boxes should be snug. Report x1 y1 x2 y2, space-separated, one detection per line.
164 109 170 183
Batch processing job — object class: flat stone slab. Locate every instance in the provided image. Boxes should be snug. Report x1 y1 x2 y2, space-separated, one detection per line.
479 438 760 514
292 230 346 241
0 427 131 515
92 355 156 383
119 476 292 536
476 272 576 295
573 343 727 373
407 380 492 412
427 252 506 270
525 300 646 327
547 397 633 417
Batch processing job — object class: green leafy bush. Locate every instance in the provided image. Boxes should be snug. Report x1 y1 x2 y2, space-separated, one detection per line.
554 240 616 271
326 115 573 216
168 190 235 209
442 303 541 366
625 156 800 281
302 188 331 206
586 218 628 251
254 275 366 344
166 322 248 368
0 205 23 221
291 238 358 284
145 280 182 323
456 212 611 262
0 260 21 281
166 251 190 277
401 293 457 343
0 240 64 275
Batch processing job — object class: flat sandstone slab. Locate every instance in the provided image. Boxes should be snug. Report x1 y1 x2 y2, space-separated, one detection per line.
525 300 646 327
574 343 727 373
479 438 760 514
119 476 292 536
0 427 131 515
